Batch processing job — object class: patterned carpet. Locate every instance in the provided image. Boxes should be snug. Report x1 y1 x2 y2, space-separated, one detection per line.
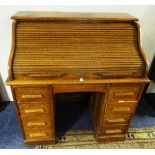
36 126 155 149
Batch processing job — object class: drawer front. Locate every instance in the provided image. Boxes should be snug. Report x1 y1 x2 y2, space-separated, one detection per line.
103 114 131 125
18 103 51 116
105 102 137 114
53 84 107 93
21 115 53 129
25 129 54 140
14 87 50 103
100 124 128 135
108 84 142 102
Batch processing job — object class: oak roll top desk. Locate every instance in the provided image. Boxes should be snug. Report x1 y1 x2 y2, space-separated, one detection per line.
6 11 150 145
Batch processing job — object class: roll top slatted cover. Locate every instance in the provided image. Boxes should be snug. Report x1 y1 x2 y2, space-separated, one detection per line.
11 11 147 80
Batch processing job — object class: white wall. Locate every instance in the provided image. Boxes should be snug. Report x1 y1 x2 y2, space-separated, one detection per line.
0 5 155 101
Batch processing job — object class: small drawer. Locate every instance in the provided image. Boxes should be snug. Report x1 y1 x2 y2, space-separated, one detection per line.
100 124 128 135
18 102 51 116
21 115 53 129
105 102 136 114
25 129 54 140
103 114 131 125
107 84 142 102
14 87 50 103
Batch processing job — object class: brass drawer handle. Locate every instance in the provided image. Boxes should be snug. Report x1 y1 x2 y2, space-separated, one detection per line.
27 121 46 127
118 100 137 103
29 132 47 138
107 118 126 123
112 107 131 112
105 129 122 134
24 108 45 113
21 94 44 99
114 91 134 97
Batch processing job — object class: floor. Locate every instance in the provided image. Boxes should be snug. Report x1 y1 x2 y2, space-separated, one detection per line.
0 94 155 149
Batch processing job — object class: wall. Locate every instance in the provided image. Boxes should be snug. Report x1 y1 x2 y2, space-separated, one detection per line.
0 5 155 101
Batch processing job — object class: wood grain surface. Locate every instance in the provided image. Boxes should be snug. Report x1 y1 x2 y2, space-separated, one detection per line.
6 12 150 145
12 21 146 80
11 11 138 21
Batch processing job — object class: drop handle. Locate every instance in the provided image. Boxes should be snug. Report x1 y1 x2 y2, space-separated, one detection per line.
21 94 44 99
27 121 46 127
107 118 126 123
24 108 45 113
29 132 47 138
112 107 131 112
105 129 122 134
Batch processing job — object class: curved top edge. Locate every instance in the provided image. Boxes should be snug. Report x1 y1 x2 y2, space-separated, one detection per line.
11 11 139 21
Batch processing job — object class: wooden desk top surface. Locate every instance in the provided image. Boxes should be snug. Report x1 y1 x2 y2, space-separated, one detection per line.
11 11 138 21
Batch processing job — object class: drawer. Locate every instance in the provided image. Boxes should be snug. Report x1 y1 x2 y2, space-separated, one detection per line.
105 102 136 114
107 84 142 102
53 84 107 93
103 114 131 125
100 124 128 135
21 115 53 129
14 87 50 103
25 129 54 140
18 102 51 116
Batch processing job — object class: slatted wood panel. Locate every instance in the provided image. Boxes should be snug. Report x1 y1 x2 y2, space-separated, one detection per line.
13 21 145 80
